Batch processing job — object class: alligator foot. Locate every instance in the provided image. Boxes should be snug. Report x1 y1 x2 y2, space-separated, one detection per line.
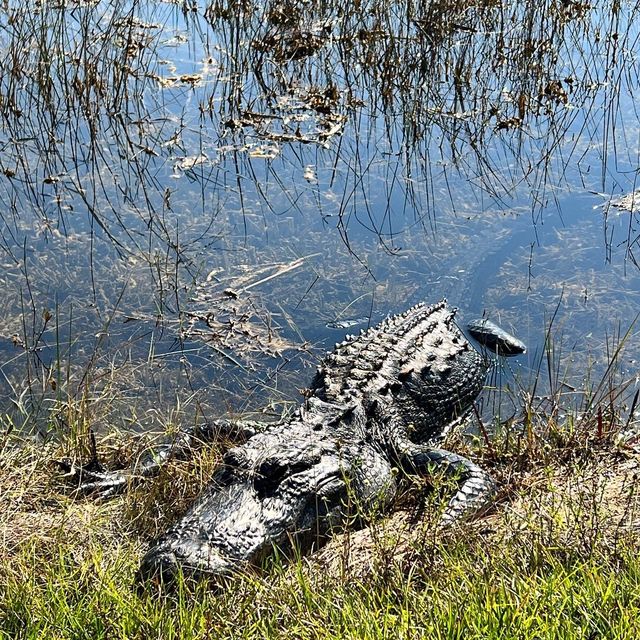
57 419 264 499
56 459 129 499
400 446 496 523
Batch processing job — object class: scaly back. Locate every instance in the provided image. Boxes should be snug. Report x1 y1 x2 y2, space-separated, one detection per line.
311 300 488 443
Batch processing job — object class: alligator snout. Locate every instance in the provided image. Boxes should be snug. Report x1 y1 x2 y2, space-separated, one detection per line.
137 548 181 584
137 539 238 584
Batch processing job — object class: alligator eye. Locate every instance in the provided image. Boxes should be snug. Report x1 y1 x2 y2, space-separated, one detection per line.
254 458 315 499
222 448 249 470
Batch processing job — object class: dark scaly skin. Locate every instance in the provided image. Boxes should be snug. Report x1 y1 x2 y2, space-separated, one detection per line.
467 318 526 357
136 300 498 582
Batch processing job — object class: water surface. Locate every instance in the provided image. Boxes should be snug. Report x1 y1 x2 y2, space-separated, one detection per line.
0 0 639 431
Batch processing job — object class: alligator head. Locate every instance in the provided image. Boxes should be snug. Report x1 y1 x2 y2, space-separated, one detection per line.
138 399 396 582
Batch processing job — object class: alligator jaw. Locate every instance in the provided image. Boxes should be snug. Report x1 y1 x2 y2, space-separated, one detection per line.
137 541 238 584
137 481 276 583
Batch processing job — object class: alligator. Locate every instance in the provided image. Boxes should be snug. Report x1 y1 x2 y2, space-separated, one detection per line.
64 300 524 582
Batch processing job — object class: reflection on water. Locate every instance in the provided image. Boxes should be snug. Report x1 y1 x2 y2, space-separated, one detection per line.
0 0 639 431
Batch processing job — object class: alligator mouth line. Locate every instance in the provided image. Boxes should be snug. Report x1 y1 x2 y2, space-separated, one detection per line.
138 544 240 583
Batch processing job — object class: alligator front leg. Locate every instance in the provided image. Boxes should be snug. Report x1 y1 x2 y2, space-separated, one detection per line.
57 419 264 498
400 446 496 523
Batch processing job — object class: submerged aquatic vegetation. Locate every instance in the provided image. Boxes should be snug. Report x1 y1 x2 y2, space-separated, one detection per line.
0 0 635 432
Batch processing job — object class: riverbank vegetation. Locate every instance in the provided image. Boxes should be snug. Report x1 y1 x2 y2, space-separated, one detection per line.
2 357 639 639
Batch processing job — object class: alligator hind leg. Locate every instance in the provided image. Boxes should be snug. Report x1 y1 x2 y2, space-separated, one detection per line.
400 447 496 524
57 419 265 499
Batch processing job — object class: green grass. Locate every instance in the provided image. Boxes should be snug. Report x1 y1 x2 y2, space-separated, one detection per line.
2 529 639 639
2 329 639 640
1 421 640 640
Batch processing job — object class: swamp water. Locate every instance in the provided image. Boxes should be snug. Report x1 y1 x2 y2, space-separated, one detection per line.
0 0 639 432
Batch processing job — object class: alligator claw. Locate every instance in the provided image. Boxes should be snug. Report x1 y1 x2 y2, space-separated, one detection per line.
55 458 130 498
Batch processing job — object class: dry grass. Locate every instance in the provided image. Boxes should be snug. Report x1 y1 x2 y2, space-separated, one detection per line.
2 405 639 580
